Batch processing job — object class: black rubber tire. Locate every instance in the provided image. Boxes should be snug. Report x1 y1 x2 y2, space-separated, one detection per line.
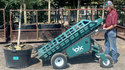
51 53 67 69
99 55 113 68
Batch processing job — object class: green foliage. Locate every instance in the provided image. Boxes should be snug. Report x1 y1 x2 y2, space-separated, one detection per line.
1 0 21 9
116 7 125 25
1 0 47 9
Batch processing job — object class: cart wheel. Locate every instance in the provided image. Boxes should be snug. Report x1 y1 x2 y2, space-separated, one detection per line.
51 53 67 69
99 55 113 68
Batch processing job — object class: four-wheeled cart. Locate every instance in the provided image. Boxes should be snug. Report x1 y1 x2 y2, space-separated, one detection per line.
38 18 113 69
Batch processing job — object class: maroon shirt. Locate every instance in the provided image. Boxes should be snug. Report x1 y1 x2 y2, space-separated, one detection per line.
105 9 118 28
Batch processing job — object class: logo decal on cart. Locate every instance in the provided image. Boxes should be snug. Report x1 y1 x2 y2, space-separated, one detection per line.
72 46 84 53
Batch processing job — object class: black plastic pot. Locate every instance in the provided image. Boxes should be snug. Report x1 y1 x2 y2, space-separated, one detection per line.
14 24 36 30
0 25 4 29
38 24 61 29
3 45 33 68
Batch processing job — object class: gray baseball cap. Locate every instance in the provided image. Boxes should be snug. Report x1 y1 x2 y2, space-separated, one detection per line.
103 1 113 8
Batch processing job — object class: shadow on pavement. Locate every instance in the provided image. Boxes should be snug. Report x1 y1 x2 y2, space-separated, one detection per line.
42 60 51 66
68 52 97 64
30 44 98 69
30 57 40 66
30 52 98 69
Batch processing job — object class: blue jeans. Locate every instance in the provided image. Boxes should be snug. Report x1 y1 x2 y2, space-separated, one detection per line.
104 29 117 63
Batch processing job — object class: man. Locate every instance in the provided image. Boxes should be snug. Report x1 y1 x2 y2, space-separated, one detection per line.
103 1 118 64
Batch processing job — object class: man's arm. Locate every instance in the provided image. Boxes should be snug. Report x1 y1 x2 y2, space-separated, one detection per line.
103 24 117 30
103 24 106 28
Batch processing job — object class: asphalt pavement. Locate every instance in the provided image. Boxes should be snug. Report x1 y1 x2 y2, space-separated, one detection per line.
0 38 125 70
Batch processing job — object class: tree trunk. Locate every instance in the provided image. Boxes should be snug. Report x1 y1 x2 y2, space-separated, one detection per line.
73 0 75 21
77 0 80 22
55 11 57 22
48 0 51 23
102 0 105 24
32 11 35 23
57 8 59 23
17 4 22 50
73 0 75 9
24 3 27 24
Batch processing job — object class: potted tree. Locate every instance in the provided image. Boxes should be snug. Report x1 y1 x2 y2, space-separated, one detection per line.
1 0 37 68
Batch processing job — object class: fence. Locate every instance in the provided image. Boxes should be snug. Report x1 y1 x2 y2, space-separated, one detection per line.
9 8 106 42
8 8 125 42
10 9 64 43
0 9 7 42
67 8 105 39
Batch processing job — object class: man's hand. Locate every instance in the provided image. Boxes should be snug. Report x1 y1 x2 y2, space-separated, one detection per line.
103 28 107 30
103 24 106 29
